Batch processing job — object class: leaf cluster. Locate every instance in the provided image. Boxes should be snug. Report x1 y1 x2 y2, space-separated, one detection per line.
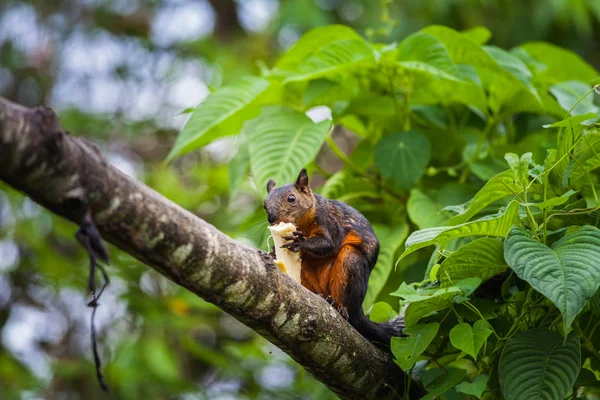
168 23 600 399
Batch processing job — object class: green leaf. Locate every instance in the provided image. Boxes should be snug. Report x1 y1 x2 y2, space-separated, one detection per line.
273 25 374 83
407 189 448 229
504 225 600 334
337 114 367 137
400 201 520 261
476 57 541 115
461 27 491 45
421 368 468 400
375 131 431 190
390 323 439 370
347 94 396 117
420 26 499 70
369 302 397 323
449 320 493 359
320 170 377 201
521 189 577 210
167 76 275 160
565 133 600 184
228 141 250 192
437 238 507 287
504 152 532 186
499 329 581 400
397 33 456 74
396 32 459 80
391 282 458 302
546 112 598 129
397 61 461 81
391 282 476 326
408 74 488 113
144 338 180 381
246 107 332 193
455 374 489 398
519 42 598 84
446 170 522 225
550 81 599 116
548 112 598 184
303 78 360 108
455 277 482 297
484 45 541 106
364 224 409 309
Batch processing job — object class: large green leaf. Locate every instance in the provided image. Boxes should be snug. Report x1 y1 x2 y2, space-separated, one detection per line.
396 32 460 81
482 45 542 114
455 374 489 398
319 170 377 202
504 225 600 334
407 189 448 229
391 281 478 326
390 322 439 371
273 25 374 83
421 368 468 400
396 61 461 82
420 26 498 70
446 170 522 225
550 81 599 116
374 131 431 190
369 302 397 323
246 107 332 192
364 224 409 309
397 32 456 75
228 141 250 192
519 42 599 84
302 78 360 108
499 329 581 400
414 78 488 113
484 46 533 83
522 189 577 210
565 133 600 184
437 238 507 287
167 76 275 161
461 26 491 45
548 112 598 185
449 320 493 359
400 201 520 261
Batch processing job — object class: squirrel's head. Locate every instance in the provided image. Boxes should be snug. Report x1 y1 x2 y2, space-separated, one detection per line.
263 169 316 225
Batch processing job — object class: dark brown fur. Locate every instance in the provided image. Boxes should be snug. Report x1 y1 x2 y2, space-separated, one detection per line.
264 169 404 345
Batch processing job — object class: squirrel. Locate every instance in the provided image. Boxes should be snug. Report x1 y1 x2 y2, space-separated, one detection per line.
263 169 404 346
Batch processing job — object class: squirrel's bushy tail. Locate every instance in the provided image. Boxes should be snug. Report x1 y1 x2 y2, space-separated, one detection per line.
351 310 405 346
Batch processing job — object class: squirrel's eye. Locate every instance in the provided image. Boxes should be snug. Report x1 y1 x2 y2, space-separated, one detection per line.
287 194 296 203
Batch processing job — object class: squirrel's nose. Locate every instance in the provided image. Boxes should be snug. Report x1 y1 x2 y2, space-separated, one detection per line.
267 213 277 224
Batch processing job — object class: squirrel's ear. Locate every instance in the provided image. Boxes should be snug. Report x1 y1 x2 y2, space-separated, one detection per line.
267 179 276 193
295 168 309 192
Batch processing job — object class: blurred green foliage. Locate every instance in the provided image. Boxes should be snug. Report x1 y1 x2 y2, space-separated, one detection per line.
1 0 600 399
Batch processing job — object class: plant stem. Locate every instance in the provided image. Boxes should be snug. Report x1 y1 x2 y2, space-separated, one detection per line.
543 176 548 244
576 324 600 364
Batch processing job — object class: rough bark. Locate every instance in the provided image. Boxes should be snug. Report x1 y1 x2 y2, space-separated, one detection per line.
0 97 425 399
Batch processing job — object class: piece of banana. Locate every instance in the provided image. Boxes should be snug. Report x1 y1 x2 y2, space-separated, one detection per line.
268 222 302 283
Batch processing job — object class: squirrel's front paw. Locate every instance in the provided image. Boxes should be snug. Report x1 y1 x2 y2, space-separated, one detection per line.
281 231 305 252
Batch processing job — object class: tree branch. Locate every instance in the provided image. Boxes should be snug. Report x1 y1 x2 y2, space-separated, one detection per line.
0 97 424 399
